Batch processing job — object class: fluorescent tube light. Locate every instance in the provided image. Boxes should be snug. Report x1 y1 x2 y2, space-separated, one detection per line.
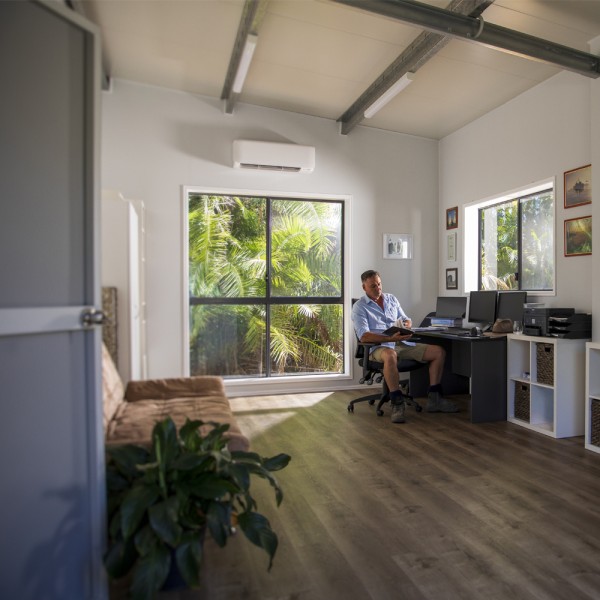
232 34 258 94
363 72 415 118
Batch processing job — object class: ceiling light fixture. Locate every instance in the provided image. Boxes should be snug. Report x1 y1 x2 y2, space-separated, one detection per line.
232 34 258 94
363 72 415 118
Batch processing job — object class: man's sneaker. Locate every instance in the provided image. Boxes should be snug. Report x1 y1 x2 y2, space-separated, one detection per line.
426 391 459 413
391 401 406 423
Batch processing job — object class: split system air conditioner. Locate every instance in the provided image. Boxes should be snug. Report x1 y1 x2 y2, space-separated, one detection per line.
232 140 315 173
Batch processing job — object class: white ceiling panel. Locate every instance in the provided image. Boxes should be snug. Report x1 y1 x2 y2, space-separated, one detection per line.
80 0 600 140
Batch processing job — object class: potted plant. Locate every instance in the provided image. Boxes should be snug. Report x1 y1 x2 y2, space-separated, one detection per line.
104 416 291 599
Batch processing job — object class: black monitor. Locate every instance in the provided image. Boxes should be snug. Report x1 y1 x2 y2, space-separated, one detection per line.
496 291 527 323
468 290 498 327
436 296 467 318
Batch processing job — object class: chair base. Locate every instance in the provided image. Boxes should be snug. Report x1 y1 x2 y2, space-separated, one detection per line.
347 382 422 416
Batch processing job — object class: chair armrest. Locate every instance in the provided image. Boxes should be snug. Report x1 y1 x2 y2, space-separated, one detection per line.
357 341 377 380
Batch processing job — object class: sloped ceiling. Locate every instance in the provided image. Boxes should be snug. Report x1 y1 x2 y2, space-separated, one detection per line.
81 0 600 139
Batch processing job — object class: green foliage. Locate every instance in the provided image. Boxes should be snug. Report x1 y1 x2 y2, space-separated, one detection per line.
104 417 291 599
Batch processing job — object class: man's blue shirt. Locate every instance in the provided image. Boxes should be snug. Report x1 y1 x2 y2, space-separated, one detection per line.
352 293 410 350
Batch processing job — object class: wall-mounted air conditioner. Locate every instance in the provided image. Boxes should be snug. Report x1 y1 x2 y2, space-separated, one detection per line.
232 140 315 173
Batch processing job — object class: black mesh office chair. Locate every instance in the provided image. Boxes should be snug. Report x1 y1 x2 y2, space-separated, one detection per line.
347 339 425 416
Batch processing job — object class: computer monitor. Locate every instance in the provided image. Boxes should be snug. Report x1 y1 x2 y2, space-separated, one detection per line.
467 290 498 327
496 291 527 323
435 296 467 318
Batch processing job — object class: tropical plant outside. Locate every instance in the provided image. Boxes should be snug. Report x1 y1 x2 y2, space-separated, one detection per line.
480 189 554 291
188 194 344 378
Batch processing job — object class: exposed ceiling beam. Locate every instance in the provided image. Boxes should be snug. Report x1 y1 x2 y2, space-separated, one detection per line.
221 0 270 114
334 0 600 80
338 0 494 135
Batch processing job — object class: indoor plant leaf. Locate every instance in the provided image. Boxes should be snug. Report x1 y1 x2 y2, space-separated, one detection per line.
130 542 171 600
148 496 183 546
120 484 160 539
237 511 278 570
175 531 205 588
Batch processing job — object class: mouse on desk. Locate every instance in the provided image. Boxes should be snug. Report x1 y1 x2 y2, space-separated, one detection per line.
470 326 482 337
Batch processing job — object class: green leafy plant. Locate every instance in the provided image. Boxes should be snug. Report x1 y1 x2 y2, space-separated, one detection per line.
104 417 291 599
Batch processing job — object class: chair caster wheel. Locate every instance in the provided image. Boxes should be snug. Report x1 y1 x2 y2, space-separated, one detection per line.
368 398 375 405
415 404 422 412
376 409 384 416
347 404 354 413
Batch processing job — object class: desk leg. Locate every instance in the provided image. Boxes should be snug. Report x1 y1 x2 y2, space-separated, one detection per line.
470 339 507 423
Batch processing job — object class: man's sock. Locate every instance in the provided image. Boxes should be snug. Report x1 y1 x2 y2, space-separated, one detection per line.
429 383 443 394
390 389 404 404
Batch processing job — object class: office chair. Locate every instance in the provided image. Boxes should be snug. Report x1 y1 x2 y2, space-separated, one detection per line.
347 339 425 416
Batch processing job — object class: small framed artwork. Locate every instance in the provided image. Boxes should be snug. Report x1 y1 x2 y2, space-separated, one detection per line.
447 232 457 262
564 164 591 208
446 268 458 290
564 216 592 257
446 206 458 229
383 233 413 259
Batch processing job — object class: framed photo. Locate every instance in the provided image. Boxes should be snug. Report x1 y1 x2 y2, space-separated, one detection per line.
446 268 458 290
446 206 458 229
447 232 457 262
564 216 592 256
383 233 413 259
564 164 591 208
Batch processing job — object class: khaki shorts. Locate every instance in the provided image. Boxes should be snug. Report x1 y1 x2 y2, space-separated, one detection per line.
371 343 428 363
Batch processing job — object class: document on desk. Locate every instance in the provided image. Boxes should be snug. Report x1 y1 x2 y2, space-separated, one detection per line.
411 326 448 332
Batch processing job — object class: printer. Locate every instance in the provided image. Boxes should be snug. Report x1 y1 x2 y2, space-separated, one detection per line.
524 307 591 338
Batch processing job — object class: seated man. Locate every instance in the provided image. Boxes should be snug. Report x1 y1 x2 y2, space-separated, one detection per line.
352 269 458 423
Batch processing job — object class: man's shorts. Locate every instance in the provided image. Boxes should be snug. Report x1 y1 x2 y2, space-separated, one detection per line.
371 343 428 363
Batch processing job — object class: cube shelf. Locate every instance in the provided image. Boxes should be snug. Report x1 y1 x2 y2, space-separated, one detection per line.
507 334 586 438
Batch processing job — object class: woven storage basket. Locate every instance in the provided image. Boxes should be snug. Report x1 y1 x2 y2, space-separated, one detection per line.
514 382 530 422
536 343 554 386
591 399 600 447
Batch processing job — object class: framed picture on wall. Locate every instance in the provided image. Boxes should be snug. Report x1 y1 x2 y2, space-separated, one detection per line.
446 268 458 290
383 233 413 259
564 216 592 256
446 206 458 229
564 164 591 208
447 232 457 262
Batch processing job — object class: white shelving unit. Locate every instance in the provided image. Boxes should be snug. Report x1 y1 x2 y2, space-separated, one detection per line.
507 334 587 438
585 342 600 453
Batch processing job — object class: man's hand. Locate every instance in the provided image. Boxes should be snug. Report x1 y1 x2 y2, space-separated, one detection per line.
389 331 413 342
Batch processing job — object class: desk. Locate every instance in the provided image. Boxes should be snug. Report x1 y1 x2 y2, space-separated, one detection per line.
409 331 507 423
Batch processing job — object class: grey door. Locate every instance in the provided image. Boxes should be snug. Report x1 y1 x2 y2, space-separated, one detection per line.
0 2 106 598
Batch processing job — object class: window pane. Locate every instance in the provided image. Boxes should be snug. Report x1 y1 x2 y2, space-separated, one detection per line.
190 305 266 378
271 199 342 297
521 191 554 291
269 304 343 375
480 200 518 290
188 194 266 298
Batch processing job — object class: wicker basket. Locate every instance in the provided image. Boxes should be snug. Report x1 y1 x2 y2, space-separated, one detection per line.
536 343 554 386
514 382 530 422
591 399 600 447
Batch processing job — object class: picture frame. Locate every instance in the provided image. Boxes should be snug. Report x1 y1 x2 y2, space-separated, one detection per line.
564 216 592 257
447 232 457 262
383 233 413 259
446 268 458 290
564 164 591 209
446 206 458 229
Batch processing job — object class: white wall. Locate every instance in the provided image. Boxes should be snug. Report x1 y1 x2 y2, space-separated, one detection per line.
101 80 439 390
439 71 598 329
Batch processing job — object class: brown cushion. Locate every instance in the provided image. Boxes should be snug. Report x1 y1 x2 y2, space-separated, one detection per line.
125 376 226 402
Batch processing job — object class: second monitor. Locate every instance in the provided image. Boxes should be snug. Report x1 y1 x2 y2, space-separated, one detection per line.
467 290 498 329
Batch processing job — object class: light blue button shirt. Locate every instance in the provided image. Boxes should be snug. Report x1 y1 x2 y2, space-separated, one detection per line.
352 293 413 351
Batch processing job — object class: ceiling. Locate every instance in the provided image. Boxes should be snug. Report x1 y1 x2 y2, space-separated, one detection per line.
78 0 600 140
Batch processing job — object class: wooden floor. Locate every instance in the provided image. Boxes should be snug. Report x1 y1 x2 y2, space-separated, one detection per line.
153 390 600 600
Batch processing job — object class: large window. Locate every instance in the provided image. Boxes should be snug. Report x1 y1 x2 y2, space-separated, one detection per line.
478 187 554 292
186 193 344 379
